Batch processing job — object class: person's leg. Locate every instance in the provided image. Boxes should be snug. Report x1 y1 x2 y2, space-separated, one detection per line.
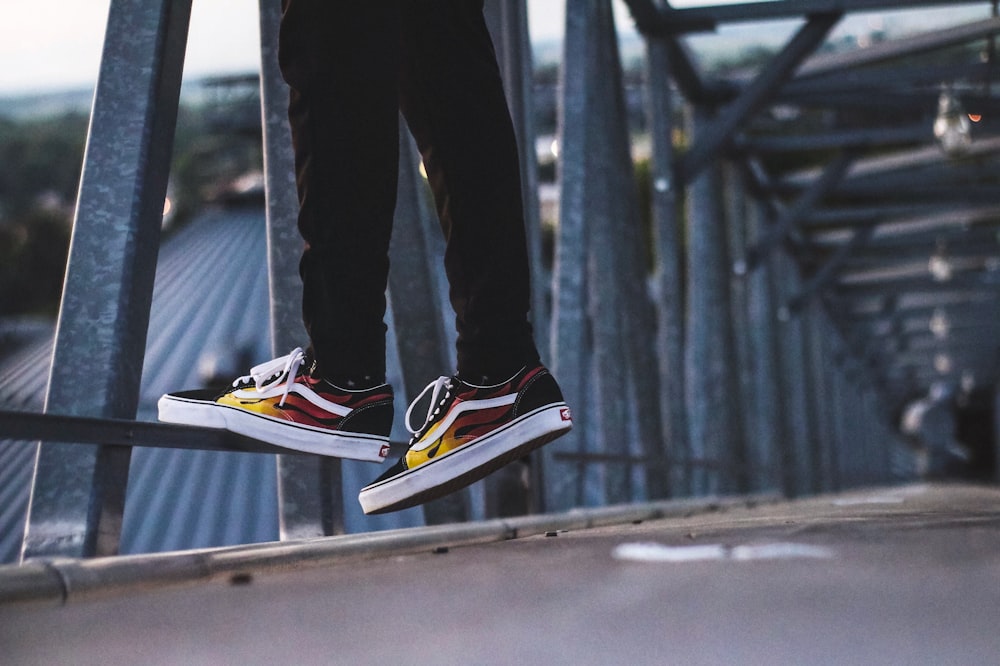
157 2 401 461
397 0 540 382
279 0 401 386
359 1 570 515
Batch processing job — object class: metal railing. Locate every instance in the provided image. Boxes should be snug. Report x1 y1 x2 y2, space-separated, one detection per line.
4 0 944 562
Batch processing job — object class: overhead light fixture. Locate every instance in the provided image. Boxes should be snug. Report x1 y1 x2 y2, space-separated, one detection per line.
933 86 971 156
961 370 975 394
928 242 953 282
934 353 953 374
928 308 950 339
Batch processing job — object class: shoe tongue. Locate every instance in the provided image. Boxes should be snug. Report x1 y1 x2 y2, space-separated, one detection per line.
304 352 318 378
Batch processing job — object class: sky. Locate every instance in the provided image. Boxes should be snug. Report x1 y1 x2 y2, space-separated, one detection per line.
0 0 632 95
0 1 981 96
0 0 724 95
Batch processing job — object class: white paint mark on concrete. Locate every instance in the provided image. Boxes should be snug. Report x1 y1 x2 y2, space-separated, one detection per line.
612 543 727 563
730 543 835 561
831 496 906 506
612 541 835 563
831 485 930 506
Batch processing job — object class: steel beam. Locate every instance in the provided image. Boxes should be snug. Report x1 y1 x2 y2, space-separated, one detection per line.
547 0 592 511
735 126 927 155
781 137 1000 190
679 13 842 182
788 226 875 313
646 33 688 498
0 411 307 455
742 151 853 273
744 197 786 493
643 0 989 34
796 16 1000 79
725 164 754 493
21 0 191 561
684 107 744 495
258 0 345 541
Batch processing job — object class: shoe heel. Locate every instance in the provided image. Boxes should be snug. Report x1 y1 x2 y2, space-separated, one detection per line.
513 369 567 418
339 397 394 438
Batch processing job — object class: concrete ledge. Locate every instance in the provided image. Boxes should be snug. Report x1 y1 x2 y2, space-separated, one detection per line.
0 494 776 606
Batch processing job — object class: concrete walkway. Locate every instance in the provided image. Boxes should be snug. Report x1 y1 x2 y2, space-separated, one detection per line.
3 483 999 665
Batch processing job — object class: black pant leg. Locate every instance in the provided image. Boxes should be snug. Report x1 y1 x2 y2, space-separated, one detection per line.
398 0 540 381
278 0 401 382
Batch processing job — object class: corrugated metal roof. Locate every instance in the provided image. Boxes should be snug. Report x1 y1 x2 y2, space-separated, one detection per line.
1 205 425 563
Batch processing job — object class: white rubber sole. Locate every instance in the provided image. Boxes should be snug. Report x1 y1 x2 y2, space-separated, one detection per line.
359 403 572 514
157 394 390 462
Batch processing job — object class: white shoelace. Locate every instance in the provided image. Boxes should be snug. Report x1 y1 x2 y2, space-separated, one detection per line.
405 376 454 437
233 347 305 407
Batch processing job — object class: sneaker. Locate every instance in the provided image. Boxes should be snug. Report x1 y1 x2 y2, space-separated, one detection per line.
157 347 393 462
358 365 572 514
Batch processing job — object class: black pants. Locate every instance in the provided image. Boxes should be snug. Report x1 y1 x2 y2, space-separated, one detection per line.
278 0 539 384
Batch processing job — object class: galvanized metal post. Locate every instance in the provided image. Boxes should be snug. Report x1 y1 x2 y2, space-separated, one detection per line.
547 0 665 506
773 250 811 496
258 0 344 539
828 319 849 490
21 0 191 560
860 383 876 484
684 106 742 495
995 388 1000 482
850 366 866 487
804 303 836 492
591 5 666 505
724 163 752 492
580 1 628 504
743 196 785 493
829 348 849 489
546 1 596 510
646 36 688 497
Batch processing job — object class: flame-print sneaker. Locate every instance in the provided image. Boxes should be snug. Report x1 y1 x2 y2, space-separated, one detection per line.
157 348 393 462
358 365 572 514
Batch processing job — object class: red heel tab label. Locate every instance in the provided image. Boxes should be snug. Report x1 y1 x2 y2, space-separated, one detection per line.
379 444 391 458
560 407 572 422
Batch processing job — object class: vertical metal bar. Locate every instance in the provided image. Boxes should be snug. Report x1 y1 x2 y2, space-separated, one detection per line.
724 163 752 492
805 303 835 492
645 35 685 499
860 384 876 484
743 196 785 493
854 382 868 485
842 364 859 487
545 0 595 511
21 0 191 560
679 12 841 181
995 388 1000 483
790 270 820 495
258 0 344 540
829 347 848 490
822 319 843 491
582 0 630 505
773 251 809 497
546 0 664 506
684 106 741 495
592 1 665 504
